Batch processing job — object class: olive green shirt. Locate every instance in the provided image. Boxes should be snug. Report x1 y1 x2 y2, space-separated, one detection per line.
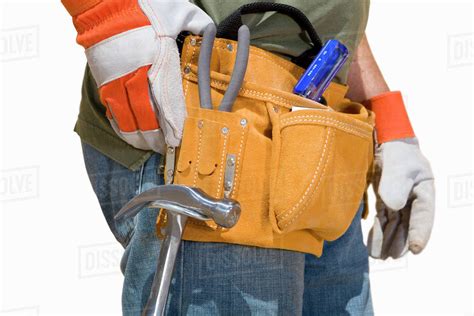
75 0 370 170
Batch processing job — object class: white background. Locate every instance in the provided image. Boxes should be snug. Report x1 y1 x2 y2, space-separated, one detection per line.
0 0 473 315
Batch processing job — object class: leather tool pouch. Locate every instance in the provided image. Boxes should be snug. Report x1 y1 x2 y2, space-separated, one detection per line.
173 3 375 255
268 102 374 241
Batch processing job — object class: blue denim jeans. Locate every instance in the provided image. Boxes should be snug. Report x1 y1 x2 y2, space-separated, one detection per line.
82 142 373 315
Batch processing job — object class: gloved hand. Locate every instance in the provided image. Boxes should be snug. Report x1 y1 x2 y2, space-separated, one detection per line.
368 138 435 259
63 0 212 152
365 91 435 259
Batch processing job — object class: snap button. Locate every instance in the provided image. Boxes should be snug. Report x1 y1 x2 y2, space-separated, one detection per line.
222 127 229 135
184 66 191 74
240 118 247 127
227 44 233 52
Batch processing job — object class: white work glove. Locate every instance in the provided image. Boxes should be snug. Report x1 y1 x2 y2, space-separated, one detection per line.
367 138 435 259
70 0 212 152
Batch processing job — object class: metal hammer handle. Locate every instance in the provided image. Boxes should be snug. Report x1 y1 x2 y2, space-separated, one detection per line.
142 214 187 316
115 184 241 316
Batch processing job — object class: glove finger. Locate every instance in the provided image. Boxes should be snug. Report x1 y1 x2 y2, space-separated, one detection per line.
388 207 410 259
381 210 401 259
367 207 389 259
378 164 414 211
149 38 186 147
100 75 139 133
125 66 159 131
408 179 435 254
101 72 157 150
126 66 165 152
367 212 385 259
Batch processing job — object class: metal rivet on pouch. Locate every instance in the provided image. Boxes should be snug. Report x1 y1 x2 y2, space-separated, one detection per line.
227 44 233 52
198 120 204 129
184 66 191 74
167 147 175 154
224 181 233 190
222 127 229 135
190 38 197 46
240 118 247 127
227 157 236 167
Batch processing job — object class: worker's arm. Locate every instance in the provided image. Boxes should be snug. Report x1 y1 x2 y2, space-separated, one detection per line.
346 33 390 102
347 33 435 261
347 33 414 143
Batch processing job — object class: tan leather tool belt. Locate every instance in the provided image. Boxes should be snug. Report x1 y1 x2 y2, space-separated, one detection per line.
165 36 374 257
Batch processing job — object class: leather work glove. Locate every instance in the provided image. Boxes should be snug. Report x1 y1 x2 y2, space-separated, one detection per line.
365 92 435 259
368 138 435 259
63 0 212 152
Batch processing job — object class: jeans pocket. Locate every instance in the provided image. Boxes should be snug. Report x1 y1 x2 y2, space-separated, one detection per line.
81 141 139 247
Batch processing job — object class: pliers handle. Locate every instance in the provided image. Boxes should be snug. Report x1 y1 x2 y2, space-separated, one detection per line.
198 23 250 112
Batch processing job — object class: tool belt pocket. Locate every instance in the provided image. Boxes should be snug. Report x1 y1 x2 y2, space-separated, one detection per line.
269 101 374 241
174 107 249 228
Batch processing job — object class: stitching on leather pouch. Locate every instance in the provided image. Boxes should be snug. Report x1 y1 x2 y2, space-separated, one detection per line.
212 46 289 74
193 123 203 187
211 39 299 74
284 119 368 139
283 114 373 132
182 71 296 109
277 128 332 221
280 129 335 228
216 132 229 198
182 40 342 115
282 116 371 138
185 73 331 112
183 44 210 229
181 42 218 230
283 112 372 134
182 42 197 98
230 125 246 199
207 78 295 108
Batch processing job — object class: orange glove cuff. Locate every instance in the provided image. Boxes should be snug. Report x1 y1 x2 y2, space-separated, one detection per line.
62 0 102 16
365 91 415 144
64 0 150 48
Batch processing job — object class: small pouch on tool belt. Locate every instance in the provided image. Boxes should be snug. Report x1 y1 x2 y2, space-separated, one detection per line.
175 107 249 219
174 3 375 256
268 102 374 241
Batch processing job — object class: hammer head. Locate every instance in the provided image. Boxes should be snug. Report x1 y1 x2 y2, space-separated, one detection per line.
115 185 241 229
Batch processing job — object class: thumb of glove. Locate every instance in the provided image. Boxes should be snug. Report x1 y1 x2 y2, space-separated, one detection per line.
378 165 414 211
